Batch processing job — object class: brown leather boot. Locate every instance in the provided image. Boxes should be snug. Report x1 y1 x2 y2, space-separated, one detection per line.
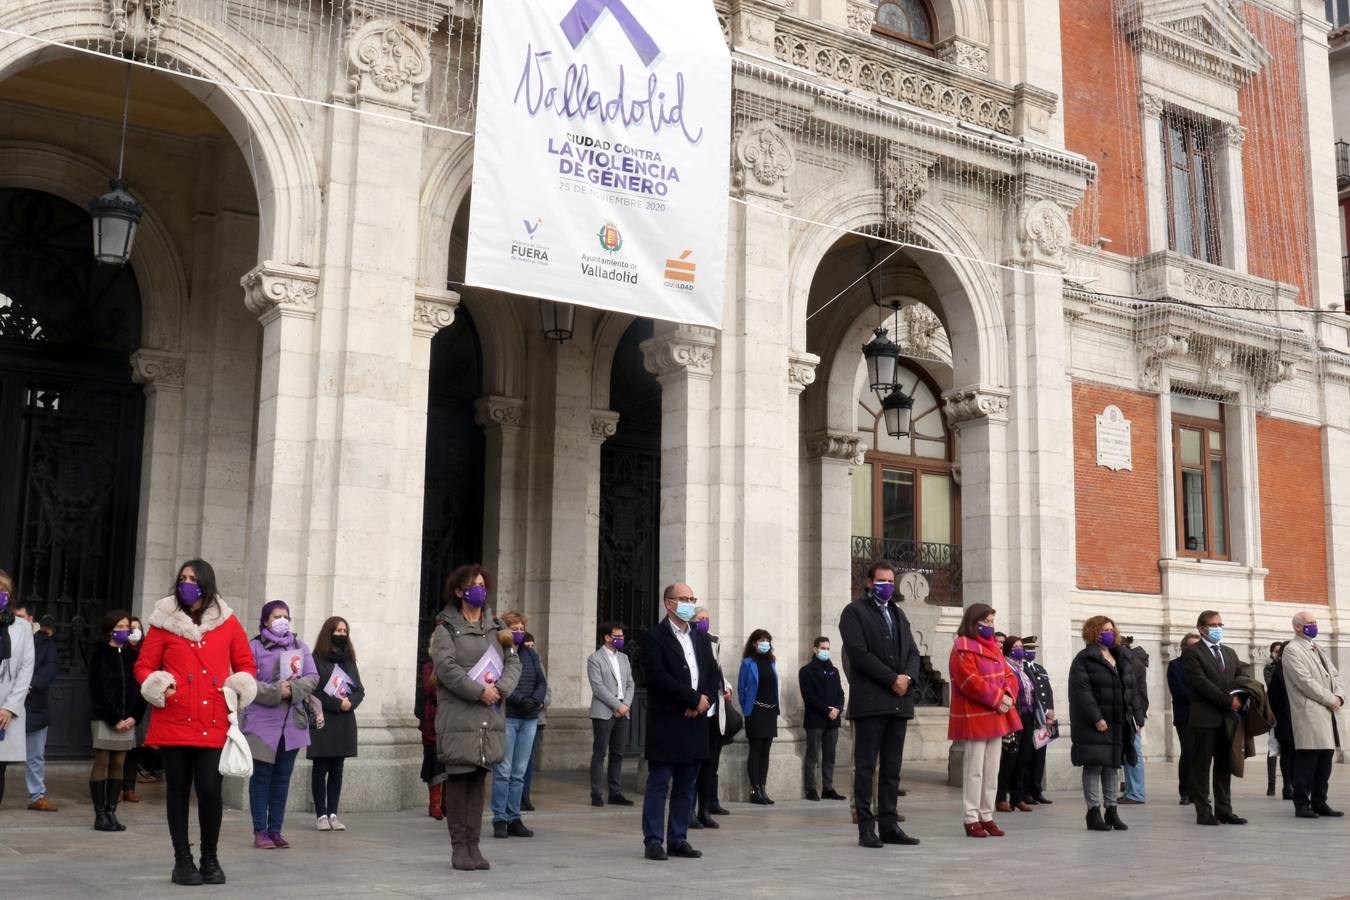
448 824 474 871
465 772 490 870
429 783 444 820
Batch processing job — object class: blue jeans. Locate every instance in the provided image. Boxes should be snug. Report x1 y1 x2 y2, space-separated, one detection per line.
642 761 699 848
1122 731 1145 801
249 735 299 833
491 717 538 823
26 727 48 801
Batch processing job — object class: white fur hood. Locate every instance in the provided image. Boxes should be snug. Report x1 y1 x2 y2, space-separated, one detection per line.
147 593 238 642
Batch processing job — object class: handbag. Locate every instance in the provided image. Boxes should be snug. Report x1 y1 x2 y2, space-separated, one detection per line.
721 697 744 744
218 686 254 779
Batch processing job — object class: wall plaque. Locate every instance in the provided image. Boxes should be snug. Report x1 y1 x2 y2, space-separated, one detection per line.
1095 405 1132 471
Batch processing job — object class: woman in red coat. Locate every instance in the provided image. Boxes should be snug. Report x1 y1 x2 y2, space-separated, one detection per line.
948 603 1021 838
134 559 256 887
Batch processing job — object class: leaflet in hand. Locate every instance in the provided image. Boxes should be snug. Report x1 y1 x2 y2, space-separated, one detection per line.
467 642 504 687
323 664 354 699
282 652 305 680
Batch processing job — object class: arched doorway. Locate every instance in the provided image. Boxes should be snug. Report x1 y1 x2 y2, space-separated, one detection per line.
416 304 486 657
0 187 145 757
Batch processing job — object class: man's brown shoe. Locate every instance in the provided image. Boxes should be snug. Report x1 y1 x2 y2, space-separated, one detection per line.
122 789 141 803
27 797 59 812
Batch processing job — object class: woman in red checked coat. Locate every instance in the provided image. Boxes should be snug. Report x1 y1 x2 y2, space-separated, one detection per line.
948 603 1021 839
134 559 256 887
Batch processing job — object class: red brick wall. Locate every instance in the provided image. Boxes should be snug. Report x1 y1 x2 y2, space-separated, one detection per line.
1073 383 1161 593
1258 417 1329 603
1060 0 1146 257
1239 5 1314 305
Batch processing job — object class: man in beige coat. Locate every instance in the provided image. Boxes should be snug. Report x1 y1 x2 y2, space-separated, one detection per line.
1281 611 1345 819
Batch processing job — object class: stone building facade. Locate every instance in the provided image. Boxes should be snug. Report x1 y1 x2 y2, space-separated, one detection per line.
0 0 1345 807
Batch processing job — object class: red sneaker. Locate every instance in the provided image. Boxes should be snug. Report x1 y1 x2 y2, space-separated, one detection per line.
963 822 988 838
980 819 1006 837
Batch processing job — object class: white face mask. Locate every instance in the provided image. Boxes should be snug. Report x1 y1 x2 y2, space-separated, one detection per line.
129 628 143 644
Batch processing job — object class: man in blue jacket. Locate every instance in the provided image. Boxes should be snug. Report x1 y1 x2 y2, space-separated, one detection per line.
15 602 60 811
1167 632 1200 805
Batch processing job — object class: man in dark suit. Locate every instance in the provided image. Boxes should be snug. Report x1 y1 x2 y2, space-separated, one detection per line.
640 583 719 860
1167 632 1201 805
1182 610 1251 826
838 561 921 848
799 635 847 802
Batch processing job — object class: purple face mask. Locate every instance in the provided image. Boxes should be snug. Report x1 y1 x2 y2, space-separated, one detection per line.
1303 623 1318 639
873 582 895 602
177 581 202 607
112 628 131 645
695 619 710 633
976 624 995 640
1010 647 1025 661
0 589 9 611
1025 649 1037 662
1098 631 1116 648
512 630 526 645
611 636 625 650
463 583 488 608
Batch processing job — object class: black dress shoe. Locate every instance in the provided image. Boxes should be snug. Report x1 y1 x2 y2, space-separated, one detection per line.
1196 812 1220 826
1295 806 1320 819
805 790 820 802
609 794 635 807
880 828 920 846
1217 813 1247 825
591 796 604 807
698 811 720 829
668 842 702 859
689 817 704 829
897 789 908 797
858 830 883 849
644 843 668 861
1313 803 1344 817
821 789 847 801
709 803 731 815
1179 797 1192 805
1031 794 1053 805
493 821 510 838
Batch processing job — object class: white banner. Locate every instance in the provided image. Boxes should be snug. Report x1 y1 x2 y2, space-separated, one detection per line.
465 0 731 329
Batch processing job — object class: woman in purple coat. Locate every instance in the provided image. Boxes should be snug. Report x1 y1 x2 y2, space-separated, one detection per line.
241 601 318 849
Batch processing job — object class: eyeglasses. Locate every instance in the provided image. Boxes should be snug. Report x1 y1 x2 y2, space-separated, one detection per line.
672 596 697 603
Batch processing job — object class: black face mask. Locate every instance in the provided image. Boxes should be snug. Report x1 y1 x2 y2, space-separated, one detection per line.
330 634 349 651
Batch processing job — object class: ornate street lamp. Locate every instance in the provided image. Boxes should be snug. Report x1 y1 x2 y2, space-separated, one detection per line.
881 386 914 438
862 326 899 397
539 299 575 343
89 65 143 266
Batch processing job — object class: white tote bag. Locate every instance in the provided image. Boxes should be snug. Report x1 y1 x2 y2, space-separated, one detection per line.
218 685 254 779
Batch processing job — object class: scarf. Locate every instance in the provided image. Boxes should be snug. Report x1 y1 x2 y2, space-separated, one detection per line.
1009 659 1034 713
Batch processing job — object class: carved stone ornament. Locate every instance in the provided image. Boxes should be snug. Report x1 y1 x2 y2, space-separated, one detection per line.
1254 358 1297 414
474 395 525 430
129 349 186 389
240 263 321 319
942 386 1010 428
1139 92 1166 118
1137 333 1190 392
413 289 459 337
589 410 621 443
1019 199 1071 267
881 158 930 228
805 431 861 463
1217 122 1247 150
901 304 942 356
734 121 795 201
936 38 991 74
110 0 178 47
347 18 432 104
641 328 717 380
788 351 820 395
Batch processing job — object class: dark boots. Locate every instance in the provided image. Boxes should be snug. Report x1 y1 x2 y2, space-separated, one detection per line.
749 785 769 805
171 844 204 886
91 781 125 832
1268 757 1277 797
198 853 226 885
444 778 475 871
1104 806 1128 830
448 823 475 871
1085 807 1111 831
759 785 775 805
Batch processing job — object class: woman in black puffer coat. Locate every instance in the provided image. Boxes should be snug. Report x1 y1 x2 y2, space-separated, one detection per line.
87 609 146 832
1068 615 1138 833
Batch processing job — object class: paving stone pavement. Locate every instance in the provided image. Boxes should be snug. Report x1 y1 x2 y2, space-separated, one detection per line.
3 760 1349 899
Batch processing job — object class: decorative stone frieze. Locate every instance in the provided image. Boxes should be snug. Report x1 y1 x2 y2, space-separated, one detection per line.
1119 0 1270 89
880 157 931 228
734 120 795 201
474 395 525 430
1132 251 1299 322
935 37 990 74
110 0 177 47
346 17 433 106
787 351 820 395
942 386 1010 428
241 262 321 319
589 410 621 443
412 287 459 337
130 349 186 390
900 304 943 356
641 327 718 381
1137 333 1190 392
805 430 861 464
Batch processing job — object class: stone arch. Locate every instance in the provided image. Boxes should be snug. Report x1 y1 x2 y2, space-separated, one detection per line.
418 136 475 291
789 187 1007 392
930 0 990 46
0 15 322 266
590 310 637 411
0 140 187 351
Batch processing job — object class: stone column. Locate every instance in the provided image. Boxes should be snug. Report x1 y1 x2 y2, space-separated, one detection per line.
1140 93 1169 254
802 431 861 641
1214 123 1248 273
1297 11 1345 310
475 394 527 610
787 351 819 654
941 387 1011 613
129 350 186 617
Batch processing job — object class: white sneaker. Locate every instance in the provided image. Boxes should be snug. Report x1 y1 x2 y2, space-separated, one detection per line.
316 815 332 831
328 815 346 831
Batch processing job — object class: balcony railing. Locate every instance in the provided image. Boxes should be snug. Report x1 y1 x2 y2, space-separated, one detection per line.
1337 140 1350 191
850 536 962 607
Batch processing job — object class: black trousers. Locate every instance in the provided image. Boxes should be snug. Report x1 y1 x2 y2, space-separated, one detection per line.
803 727 839 793
1174 724 1196 799
997 723 1036 803
1187 724 1233 816
1293 748 1334 809
1031 743 1047 796
852 715 907 835
747 738 773 785
161 746 224 858
311 757 346 817
123 746 140 790
697 726 724 811
589 716 629 799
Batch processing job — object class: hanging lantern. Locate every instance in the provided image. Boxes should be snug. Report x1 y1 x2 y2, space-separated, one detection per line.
881 386 914 438
862 326 899 396
89 179 143 266
539 299 575 343
89 65 141 266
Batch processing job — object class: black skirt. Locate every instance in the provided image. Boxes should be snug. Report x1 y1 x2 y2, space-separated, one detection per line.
746 706 779 741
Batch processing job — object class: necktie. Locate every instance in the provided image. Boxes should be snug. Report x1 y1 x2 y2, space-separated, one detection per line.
879 604 893 638
1211 644 1224 671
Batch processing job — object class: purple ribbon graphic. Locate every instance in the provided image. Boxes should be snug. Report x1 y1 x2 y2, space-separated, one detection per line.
561 0 661 68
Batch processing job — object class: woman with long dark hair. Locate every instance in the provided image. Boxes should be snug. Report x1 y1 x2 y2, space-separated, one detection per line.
134 559 257 886
738 628 780 805
309 616 365 831
430 564 522 871
88 608 144 832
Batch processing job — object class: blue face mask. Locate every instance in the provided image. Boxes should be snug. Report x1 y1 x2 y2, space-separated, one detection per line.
675 601 696 622
816 649 830 663
756 641 772 655
1207 626 1224 644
